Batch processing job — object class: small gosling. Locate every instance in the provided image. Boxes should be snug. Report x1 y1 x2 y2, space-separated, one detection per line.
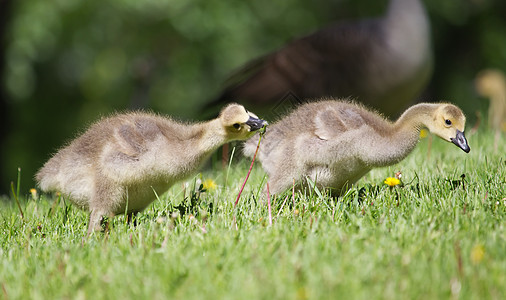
475 69 506 133
37 104 267 234
244 100 470 195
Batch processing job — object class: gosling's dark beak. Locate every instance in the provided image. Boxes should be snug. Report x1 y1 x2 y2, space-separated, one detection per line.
451 130 470 153
245 116 268 131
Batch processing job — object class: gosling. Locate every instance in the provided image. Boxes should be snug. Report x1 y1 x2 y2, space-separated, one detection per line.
475 69 506 132
37 104 267 234
475 69 506 150
243 100 470 195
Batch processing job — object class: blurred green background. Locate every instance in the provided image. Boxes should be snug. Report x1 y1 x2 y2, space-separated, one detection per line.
0 0 505 195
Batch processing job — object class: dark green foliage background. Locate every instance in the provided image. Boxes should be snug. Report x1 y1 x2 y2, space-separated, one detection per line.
1 0 505 194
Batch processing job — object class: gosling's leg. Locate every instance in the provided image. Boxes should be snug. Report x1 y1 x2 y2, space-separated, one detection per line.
266 173 296 196
87 208 115 236
87 178 122 236
88 209 106 235
126 211 139 227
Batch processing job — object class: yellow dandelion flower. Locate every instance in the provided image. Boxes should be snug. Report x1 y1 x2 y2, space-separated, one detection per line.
384 177 401 187
470 244 485 264
419 129 429 138
30 188 38 200
202 179 217 191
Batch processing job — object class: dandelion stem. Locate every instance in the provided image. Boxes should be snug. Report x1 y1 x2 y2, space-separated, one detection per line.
232 131 264 230
234 133 263 208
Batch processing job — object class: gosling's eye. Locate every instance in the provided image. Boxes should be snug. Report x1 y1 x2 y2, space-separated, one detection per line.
233 123 241 129
445 119 452 126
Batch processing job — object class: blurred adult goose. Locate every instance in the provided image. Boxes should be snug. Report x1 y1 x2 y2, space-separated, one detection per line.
244 99 470 195
37 104 267 234
475 69 506 132
206 0 432 118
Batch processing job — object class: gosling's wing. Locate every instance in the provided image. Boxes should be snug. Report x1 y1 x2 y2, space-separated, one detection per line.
98 116 164 184
100 114 166 170
297 103 374 165
113 124 148 160
313 104 366 140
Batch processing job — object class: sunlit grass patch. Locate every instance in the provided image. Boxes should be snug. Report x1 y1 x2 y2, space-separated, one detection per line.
0 129 504 299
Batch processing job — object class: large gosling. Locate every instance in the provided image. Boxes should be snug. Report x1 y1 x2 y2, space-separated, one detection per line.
37 104 267 234
243 100 470 195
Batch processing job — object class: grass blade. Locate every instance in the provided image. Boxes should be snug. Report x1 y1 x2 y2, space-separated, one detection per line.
267 183 272 226
10 181 24 220
11 168 24 220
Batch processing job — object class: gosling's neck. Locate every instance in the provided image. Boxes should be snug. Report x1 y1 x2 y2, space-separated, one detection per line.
365 103 437 167
394 103 439 132
195 119 228 155
487 80 506 106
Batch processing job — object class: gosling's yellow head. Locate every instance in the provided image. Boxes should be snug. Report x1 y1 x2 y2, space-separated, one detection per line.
219 103 268 140
431 104 470 153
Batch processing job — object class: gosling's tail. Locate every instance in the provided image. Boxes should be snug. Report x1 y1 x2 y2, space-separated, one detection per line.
35 157 62 192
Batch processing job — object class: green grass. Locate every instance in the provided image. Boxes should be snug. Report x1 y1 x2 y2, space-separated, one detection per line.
1 130 505 299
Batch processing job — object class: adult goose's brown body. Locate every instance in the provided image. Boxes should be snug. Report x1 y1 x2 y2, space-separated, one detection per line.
37 104 267 234
243 100 470 195
207 0 432 118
